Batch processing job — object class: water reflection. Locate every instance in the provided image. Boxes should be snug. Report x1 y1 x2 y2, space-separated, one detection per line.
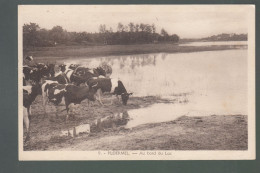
125 104 184 128
91 110 130 132
61 124 90 137
66 53 167 71
63 53 175 97
60 111 130 136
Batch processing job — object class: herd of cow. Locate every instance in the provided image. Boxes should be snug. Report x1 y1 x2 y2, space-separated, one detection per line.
23 56 132 142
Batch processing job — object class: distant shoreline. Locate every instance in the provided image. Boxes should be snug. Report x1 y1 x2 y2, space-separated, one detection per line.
24 43 247 62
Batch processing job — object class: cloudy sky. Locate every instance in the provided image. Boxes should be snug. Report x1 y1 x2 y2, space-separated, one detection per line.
19 5 251 38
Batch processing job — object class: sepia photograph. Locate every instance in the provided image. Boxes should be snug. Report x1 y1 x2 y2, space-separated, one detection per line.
18 5 255 160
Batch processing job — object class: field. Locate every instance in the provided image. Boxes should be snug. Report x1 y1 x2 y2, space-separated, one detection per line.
23 43 248 151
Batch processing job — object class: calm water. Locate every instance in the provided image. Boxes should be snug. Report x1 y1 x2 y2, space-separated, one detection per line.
62 49 247 128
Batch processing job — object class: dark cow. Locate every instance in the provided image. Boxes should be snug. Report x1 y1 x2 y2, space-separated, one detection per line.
45 63 56 77
23 66 40 84
42 71 69 84
69 64 80 70
37 63 57 78
59 64 67 73
57 64 112 86
41 80 98 121
59 63 80 73
87 78 132 105
73 66 107 77
58 64 76 83
69 66 108 86
34 63 51 78
23 84 42 141
32 63 57 78
23 63 54 84
23 63 65 85
23 66 33 85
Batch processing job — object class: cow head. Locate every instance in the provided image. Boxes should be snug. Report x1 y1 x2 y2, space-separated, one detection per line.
121 92 133 105
59 64 67 72
69 64 80 70
95 67 106 77
47 64 56 77
37 64 50 78
25 56 33 62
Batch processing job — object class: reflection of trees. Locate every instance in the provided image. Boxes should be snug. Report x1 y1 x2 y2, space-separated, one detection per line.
129 54 158 69
140 54 156 67
120 57 125 69
98 53 168 71
153 55 157 66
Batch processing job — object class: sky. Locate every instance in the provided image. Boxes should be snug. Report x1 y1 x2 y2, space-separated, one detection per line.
19 5 251 38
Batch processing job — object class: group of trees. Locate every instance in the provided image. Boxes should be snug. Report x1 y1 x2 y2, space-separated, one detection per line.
23 22 180 48
203 33 247 41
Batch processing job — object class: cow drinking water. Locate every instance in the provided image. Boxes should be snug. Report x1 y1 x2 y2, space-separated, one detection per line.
87 78 132 105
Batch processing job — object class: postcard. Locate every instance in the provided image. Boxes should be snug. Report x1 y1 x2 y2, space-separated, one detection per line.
18 5 255 160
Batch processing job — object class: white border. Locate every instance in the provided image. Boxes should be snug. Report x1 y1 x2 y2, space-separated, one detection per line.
18 5 255 160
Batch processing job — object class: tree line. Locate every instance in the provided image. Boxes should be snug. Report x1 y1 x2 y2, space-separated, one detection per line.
23 22 180 48
203 33 247 41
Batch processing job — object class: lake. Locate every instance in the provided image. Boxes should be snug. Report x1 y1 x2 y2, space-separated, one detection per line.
62 49 248 128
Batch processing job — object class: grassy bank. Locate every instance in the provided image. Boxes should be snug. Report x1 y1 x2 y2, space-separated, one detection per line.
24 43 246 59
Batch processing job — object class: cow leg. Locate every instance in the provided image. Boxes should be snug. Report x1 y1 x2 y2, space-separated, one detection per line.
70 104 79 120
68 104 75 120
66 103 77 121
116 95 121 104
23 107 30 142
95 89 104 106
65 99 76 122
110 95 116 105
77 104 82 118
27 106 32 120
87 100 94 114
88 100 93 107
55 106 63 119
42 92 48 118
65 110 69 123
65 102 70 123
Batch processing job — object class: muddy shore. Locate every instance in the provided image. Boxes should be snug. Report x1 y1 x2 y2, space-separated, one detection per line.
24 95 247 151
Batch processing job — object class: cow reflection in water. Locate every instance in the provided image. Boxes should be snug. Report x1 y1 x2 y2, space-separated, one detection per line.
91 110 130 132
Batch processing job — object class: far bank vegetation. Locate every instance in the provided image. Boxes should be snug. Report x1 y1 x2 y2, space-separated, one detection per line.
23 22 180 49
